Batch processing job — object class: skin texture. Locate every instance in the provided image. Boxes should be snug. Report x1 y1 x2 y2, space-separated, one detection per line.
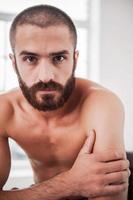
0 24 129 200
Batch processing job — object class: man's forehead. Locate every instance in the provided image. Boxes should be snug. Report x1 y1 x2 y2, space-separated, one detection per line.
14 24 74 55
15 23 71 37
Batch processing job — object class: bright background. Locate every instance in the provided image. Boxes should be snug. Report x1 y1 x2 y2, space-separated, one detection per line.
0 0 133 188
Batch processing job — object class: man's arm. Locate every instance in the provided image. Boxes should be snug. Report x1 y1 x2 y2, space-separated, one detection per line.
0 131 129 200
82 89 128 200
0 137 11 189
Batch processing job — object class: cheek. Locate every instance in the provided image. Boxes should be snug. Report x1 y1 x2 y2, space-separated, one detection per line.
17 65 38 86
59 59 74 79
55 68 72 86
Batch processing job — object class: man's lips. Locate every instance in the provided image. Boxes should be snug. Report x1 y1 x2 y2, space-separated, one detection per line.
38 87 56 91
38 89 57 94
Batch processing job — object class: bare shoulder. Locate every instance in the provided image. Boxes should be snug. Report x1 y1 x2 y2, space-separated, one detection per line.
77 78 125 151
0 88 21 136
77 78 124 115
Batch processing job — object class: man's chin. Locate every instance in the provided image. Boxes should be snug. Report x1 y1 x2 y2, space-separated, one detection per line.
30 103 64 112
28 97 65 112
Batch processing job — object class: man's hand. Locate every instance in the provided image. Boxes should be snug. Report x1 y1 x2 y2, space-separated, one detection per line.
68 130 130 198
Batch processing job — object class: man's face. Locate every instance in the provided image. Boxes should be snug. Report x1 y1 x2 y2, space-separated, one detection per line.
11 25 78 111
16 67 75 111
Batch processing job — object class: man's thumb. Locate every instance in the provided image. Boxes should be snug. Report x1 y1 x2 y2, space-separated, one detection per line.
79 130 95 155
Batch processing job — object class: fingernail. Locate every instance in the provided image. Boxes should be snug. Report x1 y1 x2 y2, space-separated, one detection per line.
87 130 94 136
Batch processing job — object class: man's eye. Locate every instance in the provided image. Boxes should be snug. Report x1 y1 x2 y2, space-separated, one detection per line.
23 56 37 64
53 55 65 63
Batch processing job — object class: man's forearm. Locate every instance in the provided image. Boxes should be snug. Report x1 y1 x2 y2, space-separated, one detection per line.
0 171 76 200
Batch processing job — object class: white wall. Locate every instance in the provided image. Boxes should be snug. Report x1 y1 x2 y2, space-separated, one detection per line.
100 0 133 150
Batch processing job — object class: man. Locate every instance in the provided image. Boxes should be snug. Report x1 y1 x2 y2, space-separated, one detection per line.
0 5 130 200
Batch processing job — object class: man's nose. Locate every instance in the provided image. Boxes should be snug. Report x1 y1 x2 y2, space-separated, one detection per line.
37 61 54 82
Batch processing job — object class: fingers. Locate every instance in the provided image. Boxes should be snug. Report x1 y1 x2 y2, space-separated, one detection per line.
79 130 95 155
103 182 128 196
103 159 130 174
96 150 125 162
105 170 129 185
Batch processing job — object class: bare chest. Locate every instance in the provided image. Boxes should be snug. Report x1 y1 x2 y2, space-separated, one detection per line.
8 115 86 180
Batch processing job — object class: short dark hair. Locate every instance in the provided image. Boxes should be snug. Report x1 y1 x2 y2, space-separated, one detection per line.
10 4 77 51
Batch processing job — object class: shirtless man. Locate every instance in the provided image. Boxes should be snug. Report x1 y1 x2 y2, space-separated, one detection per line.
0 5 130 200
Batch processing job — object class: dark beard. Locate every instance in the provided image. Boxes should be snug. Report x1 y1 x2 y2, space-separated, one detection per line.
17 74 75 112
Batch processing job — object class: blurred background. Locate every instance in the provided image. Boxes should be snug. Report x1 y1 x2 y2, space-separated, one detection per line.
0 0 133 189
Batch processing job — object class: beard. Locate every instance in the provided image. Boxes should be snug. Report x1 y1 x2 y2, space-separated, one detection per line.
15 65 75 112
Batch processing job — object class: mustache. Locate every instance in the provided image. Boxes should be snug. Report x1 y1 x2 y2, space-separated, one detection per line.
29 80 63 92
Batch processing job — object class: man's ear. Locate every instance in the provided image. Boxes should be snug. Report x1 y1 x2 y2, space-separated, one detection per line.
74 50 79 67
9 53 17 73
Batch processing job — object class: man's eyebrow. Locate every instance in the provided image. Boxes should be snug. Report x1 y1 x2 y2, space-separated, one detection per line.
19 51 38 56
49 50 69 56
19 50 69 57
